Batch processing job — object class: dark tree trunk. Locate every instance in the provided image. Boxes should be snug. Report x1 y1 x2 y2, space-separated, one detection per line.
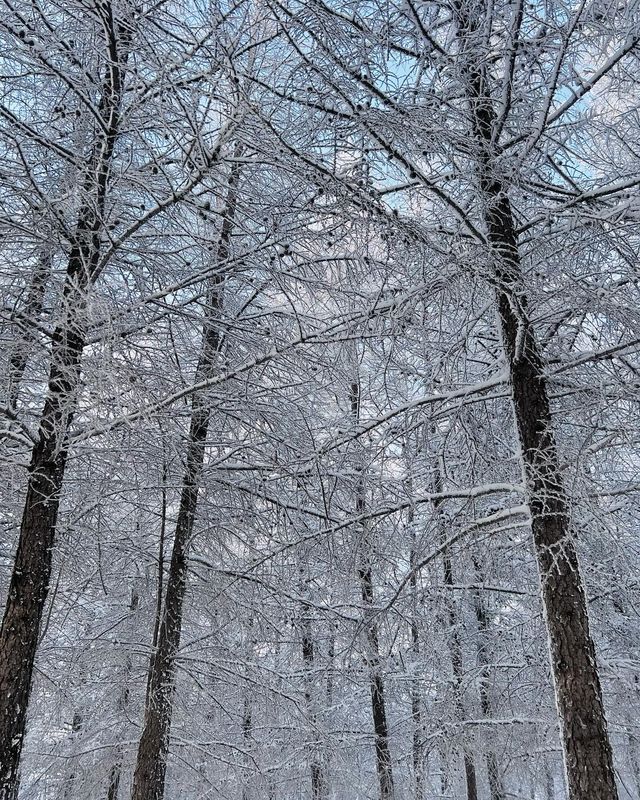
453 4 619 797
350 380 395 800
105 693 126 800
470 558 505 800
0 400 74 799
433 460 478 800
241 692 253 800
0 10 128 794
442 540 478 800
131 163 239 800
300 609 327 800
409 568 424 800
486 154 617 800
479 113 617 800
130 289 220 800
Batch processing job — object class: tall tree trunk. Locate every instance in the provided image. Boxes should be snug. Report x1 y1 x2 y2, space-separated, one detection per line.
409 550 424 800
486 185 618 798
106 590 140 800
433 459 478 800
470 558 504 800
350 380 395 800
406 469 424 800
324 618 336 791
442 539 478 800
442 548 478 800
241 610 256 800
0 10 129 795
295 494 328 800
106 688 128 800
237 602 256 800
300 603 327 800
131 163 239 800
106 761 123 800
453 4 619 797
241 692 253 800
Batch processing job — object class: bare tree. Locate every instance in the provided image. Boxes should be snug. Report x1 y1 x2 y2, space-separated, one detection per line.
0 6 132 791
131 159 240 800
452 3 619 794
349 376 395 800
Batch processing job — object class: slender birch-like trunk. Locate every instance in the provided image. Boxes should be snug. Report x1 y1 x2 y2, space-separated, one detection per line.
404 463 425 800
470 557 505 800
441 540 478 800
106 590 140 800
433 457 478 800
131 162 240 800
241 612 255 800
349 379 395 800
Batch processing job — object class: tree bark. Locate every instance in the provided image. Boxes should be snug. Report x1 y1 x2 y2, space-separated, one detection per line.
0 9 129 795
130 163 239 800
241 690 253 800
432 456 478 800
300 606 327 800
350 380 395 800
106 590 140 800
405 471 425 800
240 610 255 800
479 113 618 800
470 558 505 800
453 4 619 797
441 533 478 800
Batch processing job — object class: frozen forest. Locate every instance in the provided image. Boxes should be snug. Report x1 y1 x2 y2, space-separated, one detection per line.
0 0 639 798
